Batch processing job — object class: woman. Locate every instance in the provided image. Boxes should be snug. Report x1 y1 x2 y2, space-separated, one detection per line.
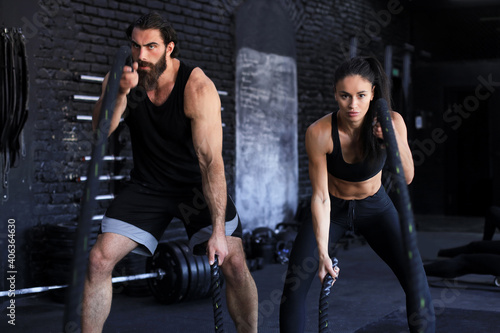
279 56 435 332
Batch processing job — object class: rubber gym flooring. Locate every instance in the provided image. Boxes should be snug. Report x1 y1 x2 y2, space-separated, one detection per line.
1 215 499 333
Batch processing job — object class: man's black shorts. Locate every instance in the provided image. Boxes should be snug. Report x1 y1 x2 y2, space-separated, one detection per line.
102 179 242 256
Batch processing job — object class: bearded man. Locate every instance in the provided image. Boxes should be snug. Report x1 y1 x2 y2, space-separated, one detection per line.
82 12 258 333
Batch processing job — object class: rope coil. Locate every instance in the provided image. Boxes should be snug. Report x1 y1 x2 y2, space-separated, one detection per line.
318 257 339 333
211 256 224 332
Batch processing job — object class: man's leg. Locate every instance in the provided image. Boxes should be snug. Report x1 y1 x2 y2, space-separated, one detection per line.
81 232 138 333
220 236 258 333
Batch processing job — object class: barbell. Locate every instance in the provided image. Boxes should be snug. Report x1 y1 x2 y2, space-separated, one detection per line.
1 240 214 304
0 269 165 297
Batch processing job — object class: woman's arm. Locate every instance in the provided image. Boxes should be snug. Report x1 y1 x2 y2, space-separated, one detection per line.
306 116 338 283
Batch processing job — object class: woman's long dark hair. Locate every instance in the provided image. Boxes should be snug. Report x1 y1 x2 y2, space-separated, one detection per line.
333 56 391 163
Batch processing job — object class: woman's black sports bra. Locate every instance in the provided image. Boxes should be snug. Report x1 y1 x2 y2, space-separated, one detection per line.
326 112 386 182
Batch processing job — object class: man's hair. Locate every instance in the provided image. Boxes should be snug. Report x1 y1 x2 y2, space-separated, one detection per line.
126 12 179 58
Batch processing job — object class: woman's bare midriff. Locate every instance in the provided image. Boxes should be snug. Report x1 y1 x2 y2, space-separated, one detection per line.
327 170 382 200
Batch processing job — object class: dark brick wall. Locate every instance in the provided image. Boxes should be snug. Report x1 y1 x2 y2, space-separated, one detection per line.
0 0 411 289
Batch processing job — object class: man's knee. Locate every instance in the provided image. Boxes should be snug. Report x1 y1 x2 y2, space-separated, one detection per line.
87 245 117 278
222 248 249 281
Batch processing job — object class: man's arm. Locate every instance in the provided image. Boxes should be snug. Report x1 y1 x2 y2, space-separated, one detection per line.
184 68 228 265
92 62 138 136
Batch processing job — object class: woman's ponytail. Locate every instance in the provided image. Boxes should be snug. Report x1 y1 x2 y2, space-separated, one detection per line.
364 57 392 111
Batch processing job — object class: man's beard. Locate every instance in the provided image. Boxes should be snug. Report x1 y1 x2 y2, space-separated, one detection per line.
137 51 167 91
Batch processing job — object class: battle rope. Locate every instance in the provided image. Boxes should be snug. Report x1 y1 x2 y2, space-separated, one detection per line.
211 255 224 332
375 98 433 333
0 27 29 201
11 28 29 167
62 45 131 333
318 257 339 333
0 28 10 195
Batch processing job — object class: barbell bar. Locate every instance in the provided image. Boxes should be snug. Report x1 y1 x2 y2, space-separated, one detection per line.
0 268 165 297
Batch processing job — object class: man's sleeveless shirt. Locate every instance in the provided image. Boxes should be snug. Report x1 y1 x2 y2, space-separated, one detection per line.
125 61 201 186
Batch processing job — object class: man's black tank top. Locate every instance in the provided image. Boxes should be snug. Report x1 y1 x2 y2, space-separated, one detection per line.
326 112 386 182
125 61 201 187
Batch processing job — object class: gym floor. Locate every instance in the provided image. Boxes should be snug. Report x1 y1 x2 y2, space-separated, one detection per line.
1 215 499 333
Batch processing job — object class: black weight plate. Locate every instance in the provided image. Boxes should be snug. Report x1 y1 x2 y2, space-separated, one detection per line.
146 242 189 304
177 241 208 301
188 245 208 299
174 242 195 300
174 241 199 301
195 253 211 299
167 242 190 302
146 243 177 304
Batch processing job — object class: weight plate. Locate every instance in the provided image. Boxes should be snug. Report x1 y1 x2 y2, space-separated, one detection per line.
195 253 211 299
146 242 189 304
175 241 200 301
146 243 177 303
166 242 190 302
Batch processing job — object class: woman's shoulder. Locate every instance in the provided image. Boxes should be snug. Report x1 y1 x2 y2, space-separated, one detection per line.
306 113 334 153
308 112 333 130
389 110 403 120
388 110 407 129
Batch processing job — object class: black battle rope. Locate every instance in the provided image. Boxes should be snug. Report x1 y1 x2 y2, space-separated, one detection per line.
10 28 29 167
375 98 432 333
318 257 339 333
62 45 131 333
0 27 29 201
0 28 12 147
1 28 13 195
211 255 224 332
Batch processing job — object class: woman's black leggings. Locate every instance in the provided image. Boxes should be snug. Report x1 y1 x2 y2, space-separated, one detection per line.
279 186 435 333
